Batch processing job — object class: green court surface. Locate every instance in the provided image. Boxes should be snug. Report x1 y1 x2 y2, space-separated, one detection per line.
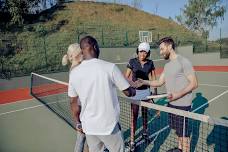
0 71 228 152
0 99 76 152
118 71 228 152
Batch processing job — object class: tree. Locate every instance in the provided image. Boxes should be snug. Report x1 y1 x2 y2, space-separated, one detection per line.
41 0 47 10
176 0 226 36
0 1 4 10
0 0 41 25
56 0 65 5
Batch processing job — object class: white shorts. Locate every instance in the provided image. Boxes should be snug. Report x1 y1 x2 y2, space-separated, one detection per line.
130 88 150 101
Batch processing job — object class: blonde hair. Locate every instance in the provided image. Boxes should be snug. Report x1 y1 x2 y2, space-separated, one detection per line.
62 43 82 68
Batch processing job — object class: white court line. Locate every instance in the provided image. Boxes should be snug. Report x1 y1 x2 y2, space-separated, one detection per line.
0 104 45 116
134 89 228 146
114 61 228 87
152 59 165 62
31 72 68 85
1 67 227 106
199 83 228 88
114 58 165 65
0 90 68 106
0 98 34 106
0 100 67 116
1 89 228 150
193 89 228 112
1 71 227 117
114 62 127 65
3 89 227 118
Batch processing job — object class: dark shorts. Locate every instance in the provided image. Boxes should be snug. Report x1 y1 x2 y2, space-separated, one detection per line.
168 103 191 137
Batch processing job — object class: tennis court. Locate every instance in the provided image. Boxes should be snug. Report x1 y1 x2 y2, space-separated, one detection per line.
0 48 228 152
1 68 228 152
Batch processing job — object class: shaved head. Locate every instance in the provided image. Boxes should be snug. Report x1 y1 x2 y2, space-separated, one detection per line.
80 36 100 59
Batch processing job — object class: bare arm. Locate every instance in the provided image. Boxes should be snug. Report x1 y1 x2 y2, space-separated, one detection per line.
168 73 198 101
138 72 165 88
125 68 132 79
70 96 83 132
125 68 138 88
149 70 157 94
122 87 136 97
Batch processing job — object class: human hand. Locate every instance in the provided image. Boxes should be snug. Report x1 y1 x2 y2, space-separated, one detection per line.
131 87 136 96
167 92 181 102
128 80 138 88
135 79 145 88
76 122 84 134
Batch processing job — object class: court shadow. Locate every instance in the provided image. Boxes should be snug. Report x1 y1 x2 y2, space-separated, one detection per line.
149 113 170 152
156 98 168 106
191 92 209 114
207 117 228 152
136 98 170 152
147 98 171 151
132 113 170 152
190 92 209 152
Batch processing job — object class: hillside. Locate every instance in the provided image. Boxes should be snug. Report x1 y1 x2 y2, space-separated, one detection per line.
1 1 201 78
49 2 190 34
14 1 201 46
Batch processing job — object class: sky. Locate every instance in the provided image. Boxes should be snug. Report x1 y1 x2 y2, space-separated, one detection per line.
117 0 228 40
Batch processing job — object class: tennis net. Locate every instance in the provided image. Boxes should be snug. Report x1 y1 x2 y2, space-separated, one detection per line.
30 72 74 127
30 72 228 152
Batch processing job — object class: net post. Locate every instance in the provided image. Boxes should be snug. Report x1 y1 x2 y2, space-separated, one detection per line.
182 116 186 150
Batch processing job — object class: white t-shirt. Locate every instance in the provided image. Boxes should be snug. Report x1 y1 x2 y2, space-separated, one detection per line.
68 58 130 135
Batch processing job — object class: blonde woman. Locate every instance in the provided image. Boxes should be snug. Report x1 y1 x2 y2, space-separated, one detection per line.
62 43 87 152
62 43 83 71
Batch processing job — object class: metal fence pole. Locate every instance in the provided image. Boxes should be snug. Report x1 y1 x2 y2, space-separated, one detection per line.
175 36 178 46
220 28 222 53
102 28 104 46
125 31 129 46
43 36 48 67
76 28 80 43
193 43 195 53
205 34 208 52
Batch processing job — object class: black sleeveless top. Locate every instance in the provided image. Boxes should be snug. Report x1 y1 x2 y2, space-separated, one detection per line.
127 58 155 90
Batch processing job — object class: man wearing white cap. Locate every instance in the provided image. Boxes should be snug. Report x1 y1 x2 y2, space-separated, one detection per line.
125 42 157 151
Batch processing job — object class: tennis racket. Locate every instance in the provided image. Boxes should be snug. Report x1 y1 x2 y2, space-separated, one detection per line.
146 93 168 99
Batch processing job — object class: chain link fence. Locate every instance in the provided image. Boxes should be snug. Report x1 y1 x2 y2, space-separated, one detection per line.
0 24 227 79
192 39 227 55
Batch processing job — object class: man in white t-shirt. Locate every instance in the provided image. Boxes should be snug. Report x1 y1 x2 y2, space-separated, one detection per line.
68 36 136 152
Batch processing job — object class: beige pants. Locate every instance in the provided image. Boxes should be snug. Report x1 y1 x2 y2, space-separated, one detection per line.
86 127 124 152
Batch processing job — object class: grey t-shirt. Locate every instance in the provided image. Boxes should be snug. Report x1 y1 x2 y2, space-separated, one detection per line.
164 55 195 107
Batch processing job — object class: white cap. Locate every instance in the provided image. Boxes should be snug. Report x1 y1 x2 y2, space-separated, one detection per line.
138 42 150 52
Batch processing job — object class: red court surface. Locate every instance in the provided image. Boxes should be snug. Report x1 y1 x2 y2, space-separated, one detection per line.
0 66 228 104
0 88 33 104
